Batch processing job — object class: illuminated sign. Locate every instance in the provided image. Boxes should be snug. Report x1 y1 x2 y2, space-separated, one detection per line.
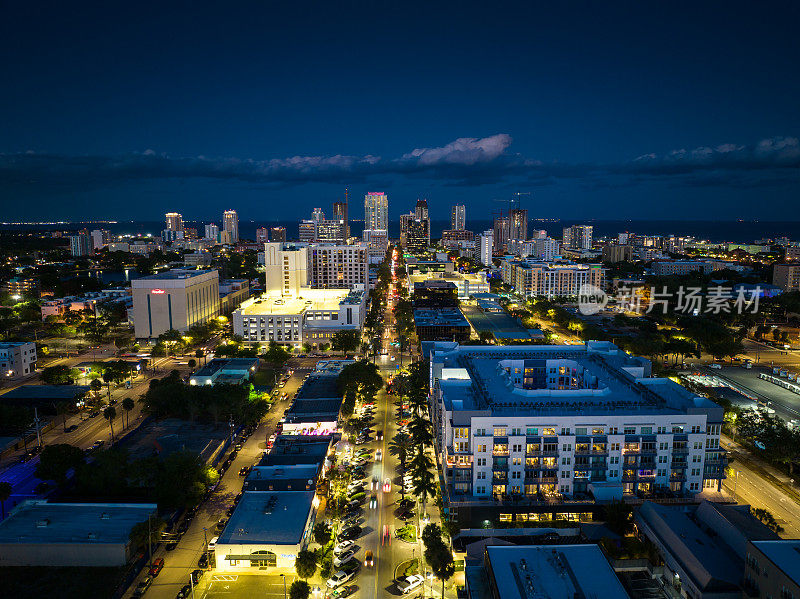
151 289 166 294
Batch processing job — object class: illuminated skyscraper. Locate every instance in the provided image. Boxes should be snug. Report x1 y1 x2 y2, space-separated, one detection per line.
165 212 184 232
223 210 239 243
364 192 388 231
451 204 466 230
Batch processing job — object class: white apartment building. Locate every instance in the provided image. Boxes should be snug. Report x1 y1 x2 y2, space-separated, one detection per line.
479 230 493 266
0 342 37 379
131 269 220 339
362 229 388 263
364 192 388 231
205 223 219 240
425 341 726 513
534 237 561 260
501 259 605 298
263 243 308 296
562 225 593 250
451 204 466 230
233 287 366 347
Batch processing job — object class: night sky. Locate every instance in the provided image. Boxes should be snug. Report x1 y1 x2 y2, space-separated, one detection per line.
1 1 799 222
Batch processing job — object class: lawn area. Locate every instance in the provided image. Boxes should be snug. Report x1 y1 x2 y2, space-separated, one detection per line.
0 566 126 599
396 524 417 542
252 364 280 388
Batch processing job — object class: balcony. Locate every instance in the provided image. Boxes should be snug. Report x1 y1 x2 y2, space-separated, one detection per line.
492 448 510 457
672 447 689 455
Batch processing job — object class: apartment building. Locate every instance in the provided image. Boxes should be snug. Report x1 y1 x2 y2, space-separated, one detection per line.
306 244 368 289
0 342 37 379
425 341 726 523
773 263 800 291
562 225 593 250
500 259 605 298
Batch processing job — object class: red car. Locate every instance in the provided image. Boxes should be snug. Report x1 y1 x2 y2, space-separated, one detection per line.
149 557 164 577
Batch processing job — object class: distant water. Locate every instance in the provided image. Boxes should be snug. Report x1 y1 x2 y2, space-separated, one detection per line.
3 219 800 244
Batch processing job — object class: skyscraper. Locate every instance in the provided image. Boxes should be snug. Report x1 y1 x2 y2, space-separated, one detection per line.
562 225 593 250
256 227 269 245
508 208 528 241
270 227 287 243
399 213 414 247
165 212 184 232
332 200 349 238
451 205 466 230
414 198 431 246
365 192 388 231
204 223 219 240
479 230 494 266
69 229 92 257
311 208 325 224
493 216 510 254
223 210 239 243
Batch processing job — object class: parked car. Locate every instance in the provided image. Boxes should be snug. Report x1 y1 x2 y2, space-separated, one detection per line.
176 584 192 599
339 525 362 540
333 549 357 567
238 466 251 476
149 558 165 577
208 536 218 552
396 574 424 594
198 552 209 568
334 540 354 555
132 577 153 597
326 570 356 589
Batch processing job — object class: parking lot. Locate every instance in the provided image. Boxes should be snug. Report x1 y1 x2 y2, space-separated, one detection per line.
705 365 800 421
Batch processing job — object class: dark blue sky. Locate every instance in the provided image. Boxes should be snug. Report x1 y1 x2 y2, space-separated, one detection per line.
1 1 799 222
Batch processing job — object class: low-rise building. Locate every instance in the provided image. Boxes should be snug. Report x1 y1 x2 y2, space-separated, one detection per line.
651 259 746 277
500 259 605 298
282 361 354 434
233 287 365 348
744 540 800 599
40 289 131 320
468 544 631 599
0 500 157 567
219 278 250 314
188 357 259 386
414 308 472 342
407 268 490 300
773 263 800 291
2 276 39 298
0 341 37 379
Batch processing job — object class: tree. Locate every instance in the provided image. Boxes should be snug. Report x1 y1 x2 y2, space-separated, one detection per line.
122 397 135 429
602 500 633 536
313 522 332 546
129 516 166 553
35 443 85 486
295 549 317 579
41 365 77 385
410 459 437 515
422 523 455 599
263 340 291 366
103 405 117 441
331 330 360 356
388 431 413 472
188 358 197 371
0 481 11 520
89 378 103 399
289 580 311 599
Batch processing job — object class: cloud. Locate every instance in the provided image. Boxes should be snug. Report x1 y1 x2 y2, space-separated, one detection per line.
0 134 798 194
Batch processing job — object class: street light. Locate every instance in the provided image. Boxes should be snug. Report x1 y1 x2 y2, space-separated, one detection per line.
280 573 287 599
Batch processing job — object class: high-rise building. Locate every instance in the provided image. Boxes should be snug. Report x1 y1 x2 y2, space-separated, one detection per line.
307 244 369 289
263 243 308 296
406 219 429 252
204 223 219 240
299 219 317 243
316 219 346 243
270 227 287 243
362 229 389 263
165 212 184 232
223 210 239 243
414 199 431 246
493 216 510 254
69 230 92 256
562 225 593 250
533 237 561 260
508 208 528 241
479 230 493 266
364 192 388 231
332 200 349 238
255 227 269 245
451 204 466 231
399 213 415 247
311 208 325 224
90 229 110 251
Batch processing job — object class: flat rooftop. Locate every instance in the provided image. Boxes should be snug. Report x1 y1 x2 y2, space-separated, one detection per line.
218 490 314 546
260 435 332 466
1 385 89 400
192 357 259 377
485 544 630 599
295 372 342 400
428 341 722 418
238 288 360 316
243 464 320 492
0 500 156 545
414 308 471 327
134 269 213 280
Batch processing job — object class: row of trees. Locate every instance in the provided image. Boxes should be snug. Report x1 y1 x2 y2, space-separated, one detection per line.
422 523 456 598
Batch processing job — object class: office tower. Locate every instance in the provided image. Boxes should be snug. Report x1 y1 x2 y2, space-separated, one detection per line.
479 230 493 266
508 208 528 241
69 230 92 257
451 204 466 231
90 229 110 251
132 269 220 339
562 225 593 250
406 219 429 252
317 219 346 243
493 216 510 253
364 192 388 231
399 213 415 246
165 212 184 232
270 227 287 243
255 227 269 245
362 229 389 263
332 199 349 238
223 210 239 243
299 219 317 243
441 229 475 248
415 198 429 221
205 223 219 240
307 244 369 289
412 198 431 247
312 208 326 224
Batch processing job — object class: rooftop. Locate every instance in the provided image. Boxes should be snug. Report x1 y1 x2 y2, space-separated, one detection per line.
1 385 89 401
260 435 332 466
0 500 156 545
218 490 315 546
134 269 214 281
414 308 471 327
238 288 361 316
427 341 722 418
243 464 320 492
192 357 259 378
485 544 630 599
751 540 800 584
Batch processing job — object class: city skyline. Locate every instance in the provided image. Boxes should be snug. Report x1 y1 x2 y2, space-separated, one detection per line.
1 3 799 221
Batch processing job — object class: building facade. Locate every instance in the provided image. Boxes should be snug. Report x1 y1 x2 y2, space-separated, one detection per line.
307 244 368 289
364 191 388 231
223 210 239 243
165 212 184 232
451 204 466 230
562 225 593 250
132 269 220 339
0 341 37 379
773 264 800 291
479 231 493 266
500 259 605 298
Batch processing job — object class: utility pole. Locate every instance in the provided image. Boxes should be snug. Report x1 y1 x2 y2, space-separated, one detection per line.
34 408 42 448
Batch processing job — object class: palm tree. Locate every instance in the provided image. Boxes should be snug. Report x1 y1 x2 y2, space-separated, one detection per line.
388 431 413 471
408 414 434 448
103 406 117 442
411 465 437 519
0 481 11 520
122 397 135 429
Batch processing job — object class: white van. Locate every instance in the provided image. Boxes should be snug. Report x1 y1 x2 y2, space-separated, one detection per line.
208 536 219 552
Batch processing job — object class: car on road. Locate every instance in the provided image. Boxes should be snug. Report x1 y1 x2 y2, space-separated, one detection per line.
396 574 425 594
176 584 192 598
339 525 362 540
364 550 374 567
326 569 356 589
191 569 204 584
376 430 383 440
334 540 354 555
238 466 251 476
198 552 209 568
90 440 105 451
132 577 152 597
148 558 164 577
333 549 357 567
370 494 378 509
215 517 228 532
710 363 722 369
383 478 392 492
375 449 382 461
208 536 218 552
